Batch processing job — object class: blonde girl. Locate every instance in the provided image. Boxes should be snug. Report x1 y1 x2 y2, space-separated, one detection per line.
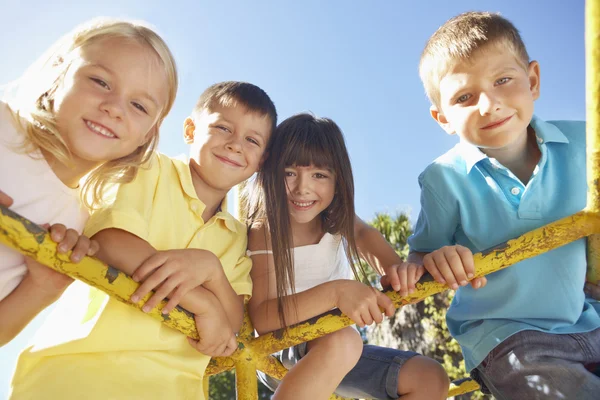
0 17 177 346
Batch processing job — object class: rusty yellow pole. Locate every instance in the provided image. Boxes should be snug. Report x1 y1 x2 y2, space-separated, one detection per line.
233 309 259 400
252 211 597 355
587 0 600 284
0 205 200 339
448 378 481 398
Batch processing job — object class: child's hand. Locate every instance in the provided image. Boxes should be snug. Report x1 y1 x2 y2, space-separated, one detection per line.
48 223 100 263
381 262 426 296
334 281 395 328
187 310 238 357
25 224 99 295
130 249 222 315
0 190 13 207
423 245 486 290
585 282 600 300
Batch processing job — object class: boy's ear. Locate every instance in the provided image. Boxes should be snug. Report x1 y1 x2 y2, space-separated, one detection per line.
183 117 195 144
527 60 541 100
430 105 455 135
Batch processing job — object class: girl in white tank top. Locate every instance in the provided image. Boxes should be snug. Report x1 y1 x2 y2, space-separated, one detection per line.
244 113 449 399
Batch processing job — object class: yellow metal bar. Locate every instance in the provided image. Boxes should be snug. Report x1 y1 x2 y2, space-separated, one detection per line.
587 0 600 284
253 211 597 354
234 350 258 400
0 205 200 339
448 378 481 398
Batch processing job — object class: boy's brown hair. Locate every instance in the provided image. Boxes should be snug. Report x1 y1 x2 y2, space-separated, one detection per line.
419 11 530 108
192 81 277 135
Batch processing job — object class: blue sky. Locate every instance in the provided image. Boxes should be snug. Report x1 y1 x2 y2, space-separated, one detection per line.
0 0 585 396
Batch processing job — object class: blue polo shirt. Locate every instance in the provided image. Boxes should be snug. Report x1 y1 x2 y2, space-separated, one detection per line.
408 116 600 372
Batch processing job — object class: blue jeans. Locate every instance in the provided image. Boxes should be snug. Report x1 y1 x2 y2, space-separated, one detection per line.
258 343 418 399
472 328 600 400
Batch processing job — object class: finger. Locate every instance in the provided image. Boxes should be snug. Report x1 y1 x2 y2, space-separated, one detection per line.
388 268 401 292
369 301 384 324
57 228 80 254
398 266 409 296
132 253 168 283
380 275 391 289
211 341 228 357
88 240 100 256
49 224 67 244
142 278 179 313
457 245 476 280
187 337 200 350
432 251 458 289
479 276 488 288
361 315 374 326
162 285 189 315
350 312 366 328
228 334 237 351
376 291 395 317
360 305 374 326
223 341 237 357
471 277 485 289
69 235 90 263
407 265 419 293
423 254 446 285
130 266 171 303
196 341 216 356
0 190 14 207
445 248 469 287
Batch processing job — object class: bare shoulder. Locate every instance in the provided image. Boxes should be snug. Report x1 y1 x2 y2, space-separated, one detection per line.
248 221 272 252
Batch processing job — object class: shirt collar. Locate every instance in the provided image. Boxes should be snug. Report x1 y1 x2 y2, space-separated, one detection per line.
458 115 570 174
172 155 239 233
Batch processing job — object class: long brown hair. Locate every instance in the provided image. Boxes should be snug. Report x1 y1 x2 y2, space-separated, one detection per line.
245 113 366 327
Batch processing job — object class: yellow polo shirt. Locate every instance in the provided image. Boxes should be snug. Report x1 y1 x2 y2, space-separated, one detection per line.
10 153 252 400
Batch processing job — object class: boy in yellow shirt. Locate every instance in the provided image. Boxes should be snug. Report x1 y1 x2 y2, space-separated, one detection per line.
10 81 277 400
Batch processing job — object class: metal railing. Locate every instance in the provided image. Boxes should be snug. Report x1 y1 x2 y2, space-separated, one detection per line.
0 2 598 398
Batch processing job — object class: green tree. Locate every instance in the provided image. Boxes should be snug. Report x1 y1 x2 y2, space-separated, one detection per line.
363 211 490 400
209 371 272 399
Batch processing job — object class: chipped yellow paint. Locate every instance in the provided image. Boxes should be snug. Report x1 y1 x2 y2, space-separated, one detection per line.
2 6 600 399
0 205 200 340
448 378 481 398
587 0 600 285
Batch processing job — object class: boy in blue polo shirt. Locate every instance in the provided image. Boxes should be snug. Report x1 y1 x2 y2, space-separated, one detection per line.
383 11 600 399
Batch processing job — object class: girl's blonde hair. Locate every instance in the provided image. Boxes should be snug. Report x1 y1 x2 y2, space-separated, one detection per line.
4 17 178 209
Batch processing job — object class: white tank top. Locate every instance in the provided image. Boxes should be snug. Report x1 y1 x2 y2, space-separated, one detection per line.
247 232 353 294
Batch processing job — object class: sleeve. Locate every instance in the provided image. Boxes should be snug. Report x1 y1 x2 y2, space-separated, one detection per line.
224 233 253 300
408 173 460 253
84 155 161 241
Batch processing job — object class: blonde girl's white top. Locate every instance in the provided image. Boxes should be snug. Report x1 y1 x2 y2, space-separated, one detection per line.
0 101 88 301
247 232 353 293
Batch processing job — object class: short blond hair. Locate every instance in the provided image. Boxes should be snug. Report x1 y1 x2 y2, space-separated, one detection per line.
4 17 178 209
419 11 529 108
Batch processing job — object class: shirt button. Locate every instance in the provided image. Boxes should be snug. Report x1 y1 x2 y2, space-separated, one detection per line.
511 187 521 195
536 136 544 144
191 203 198 212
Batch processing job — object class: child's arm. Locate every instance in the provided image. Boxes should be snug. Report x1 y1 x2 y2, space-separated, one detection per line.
354 215 403 276
91 228 244 332
0 224 98 346
247 226 395 335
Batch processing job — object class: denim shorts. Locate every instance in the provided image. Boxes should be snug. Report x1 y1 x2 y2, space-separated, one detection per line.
471 327 600 400
257 343 418 399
